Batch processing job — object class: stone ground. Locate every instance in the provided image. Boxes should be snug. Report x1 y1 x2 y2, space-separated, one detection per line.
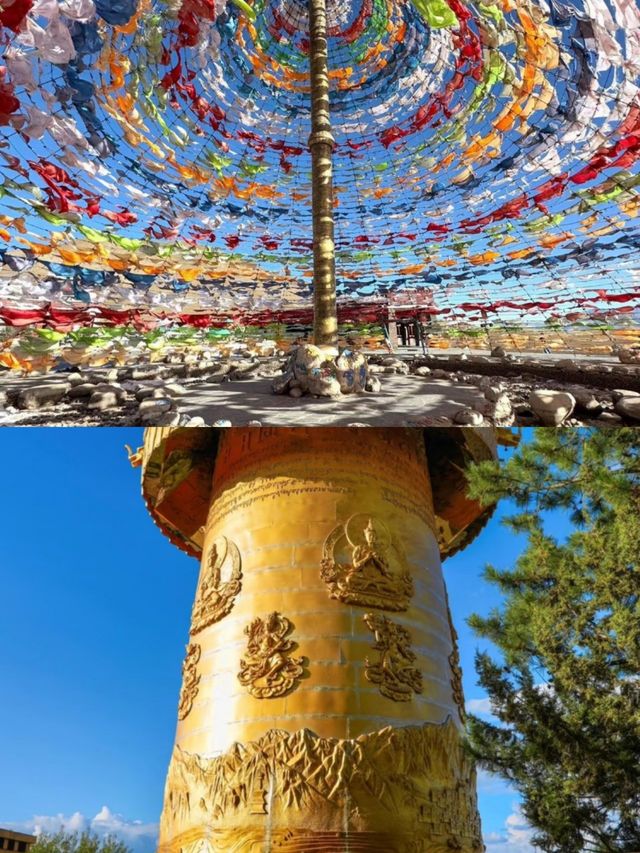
1 350 638 427
0 372 488 426
169 375 488 426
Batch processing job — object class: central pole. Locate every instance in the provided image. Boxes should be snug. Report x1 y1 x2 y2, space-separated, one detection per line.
309 0 338 346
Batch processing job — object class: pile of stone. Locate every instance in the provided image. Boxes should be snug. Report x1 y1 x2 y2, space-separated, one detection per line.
402 349 640 427
418 375 639 428
1 353 290 426
272 344 372 397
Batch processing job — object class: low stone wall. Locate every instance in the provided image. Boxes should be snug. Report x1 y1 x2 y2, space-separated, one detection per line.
411 355 640 392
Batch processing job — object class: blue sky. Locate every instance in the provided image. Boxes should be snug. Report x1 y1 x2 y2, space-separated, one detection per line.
0 427 566 852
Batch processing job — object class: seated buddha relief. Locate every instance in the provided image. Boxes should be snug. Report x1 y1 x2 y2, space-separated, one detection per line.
321 514 414 611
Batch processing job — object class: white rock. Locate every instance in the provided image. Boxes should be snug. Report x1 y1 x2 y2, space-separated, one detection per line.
212 419 232 426
136 387 166 401
614 396 640 421
617 347 640 364
414 366 431 377
453 409 484 426
94 383 126 399
572 390 603 415
481 393 513 425
598 411 624 424
150 411 182 426
484 385 505 401
139 398 173 416
68 383 97 399
529 389 576 425
611 389 640 403
17 383 70 410
87 391 119 411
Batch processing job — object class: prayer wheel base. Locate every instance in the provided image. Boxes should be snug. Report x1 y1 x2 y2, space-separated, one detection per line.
158 720 483 853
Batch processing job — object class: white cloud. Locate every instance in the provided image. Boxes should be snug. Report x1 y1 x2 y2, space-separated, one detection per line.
7 807 158 853
476 768 516 796
466 696 495 716
484 805 539 852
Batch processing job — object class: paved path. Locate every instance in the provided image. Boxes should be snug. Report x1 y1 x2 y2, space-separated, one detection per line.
0 372 489 426
178 376 487 426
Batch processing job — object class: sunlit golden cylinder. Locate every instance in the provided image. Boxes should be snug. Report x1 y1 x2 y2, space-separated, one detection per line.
158 428 482 853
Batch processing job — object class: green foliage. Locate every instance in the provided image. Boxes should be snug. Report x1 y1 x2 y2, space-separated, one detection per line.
465 429 640 853
31 831 131 853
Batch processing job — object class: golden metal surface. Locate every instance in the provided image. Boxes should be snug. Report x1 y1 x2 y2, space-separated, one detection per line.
140 427 497 562
159 720 482 853
147 428 484 852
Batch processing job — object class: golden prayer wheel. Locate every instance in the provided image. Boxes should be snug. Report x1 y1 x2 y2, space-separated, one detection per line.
139 427 497 853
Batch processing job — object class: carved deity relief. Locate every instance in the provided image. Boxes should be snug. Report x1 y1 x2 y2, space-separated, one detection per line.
321 514 414 611
178 643 201 721
238 612 305 699
445 596 466 722
364 613 423 701
190 536 242 635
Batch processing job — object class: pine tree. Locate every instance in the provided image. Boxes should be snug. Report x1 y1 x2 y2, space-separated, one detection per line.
465 428 640 853
30 831 130 853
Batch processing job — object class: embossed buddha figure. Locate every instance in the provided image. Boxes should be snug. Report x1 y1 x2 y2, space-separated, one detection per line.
348 517 395 586
200 541 221 591
190 536 242 635
321 513 415 611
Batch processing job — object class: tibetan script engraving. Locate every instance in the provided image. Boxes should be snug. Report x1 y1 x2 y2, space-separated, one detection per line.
321 514 414 611
238 612 304 699
364 613 423 701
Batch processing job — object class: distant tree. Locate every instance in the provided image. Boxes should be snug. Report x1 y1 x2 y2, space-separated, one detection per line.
31 831 130 853
465 428 640 853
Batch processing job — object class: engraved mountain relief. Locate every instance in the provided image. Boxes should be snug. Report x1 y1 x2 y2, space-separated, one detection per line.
321 514 414 611
190 536 242 635
364 613 423 701
177 643 201 721
159 720 483 853
238 612 305 699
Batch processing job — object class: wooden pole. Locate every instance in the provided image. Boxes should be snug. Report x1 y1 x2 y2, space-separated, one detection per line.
309 0 338 346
